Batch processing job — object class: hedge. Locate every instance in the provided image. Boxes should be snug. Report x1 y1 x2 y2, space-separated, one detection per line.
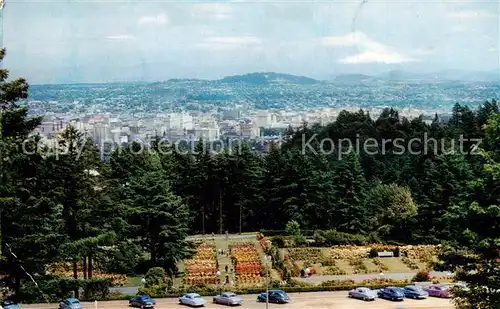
20 277 113 303
260 229 316 237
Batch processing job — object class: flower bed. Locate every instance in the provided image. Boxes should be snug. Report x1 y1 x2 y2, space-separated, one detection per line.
372 258 389 272
329 245 370 259
47 262 127 286
183 242 217 286
348 257 369 274
401 257 420 270
401 245 438 263
323 265 347 275
231 242 263 286
288 248 324 263
257 234 271 251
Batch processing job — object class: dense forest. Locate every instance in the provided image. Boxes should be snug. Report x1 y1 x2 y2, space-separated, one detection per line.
1 49 500 307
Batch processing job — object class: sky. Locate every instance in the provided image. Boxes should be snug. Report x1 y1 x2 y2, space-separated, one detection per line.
3 0 500 84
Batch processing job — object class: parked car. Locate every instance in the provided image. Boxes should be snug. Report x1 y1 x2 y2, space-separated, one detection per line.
213 292 243 306
348 287 376 301
179 293 206 307
401 285 429 299
377 287 404 301
426 284 452 298
1 300 21 309
256 290 290 304
59 298 82 309
129 295 156 308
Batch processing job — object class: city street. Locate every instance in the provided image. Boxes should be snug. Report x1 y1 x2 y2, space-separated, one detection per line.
21 291 454 309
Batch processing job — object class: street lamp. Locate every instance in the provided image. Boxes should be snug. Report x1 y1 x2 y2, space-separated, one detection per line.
216 270 221 296
264 255 272 309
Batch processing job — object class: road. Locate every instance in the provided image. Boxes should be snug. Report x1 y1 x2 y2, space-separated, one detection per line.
21 291 454 309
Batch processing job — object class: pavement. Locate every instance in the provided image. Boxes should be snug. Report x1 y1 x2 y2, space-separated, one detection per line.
21 291 454 309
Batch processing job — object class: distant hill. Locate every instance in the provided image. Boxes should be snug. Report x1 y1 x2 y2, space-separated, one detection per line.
166 78 205 83
219 72 319 85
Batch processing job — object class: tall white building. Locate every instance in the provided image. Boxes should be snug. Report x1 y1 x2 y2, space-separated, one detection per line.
167 112 194 131
92 123 111 145
255 110 271 128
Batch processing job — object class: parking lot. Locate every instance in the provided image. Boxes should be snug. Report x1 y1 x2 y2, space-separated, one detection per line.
22 291 454 309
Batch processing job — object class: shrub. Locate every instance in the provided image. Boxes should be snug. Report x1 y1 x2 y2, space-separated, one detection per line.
320 257 337 266
313 230 326 244
361 278 407 285
412 270 431 282
145 267 166 288
323 266 346 275
319 279 355 287
318 230 368 246
137 284 168 297
285 220 301 236
293 235 307 246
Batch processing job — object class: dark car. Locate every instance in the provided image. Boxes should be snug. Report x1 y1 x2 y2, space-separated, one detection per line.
377 287 405 301
59 298 82 309
129 295 156 308
1 300 21 309
401 285 428 299
257 290 290 304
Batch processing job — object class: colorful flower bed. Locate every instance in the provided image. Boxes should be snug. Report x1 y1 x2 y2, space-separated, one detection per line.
329 245 370 259
231 242 263 286
47 262 127 286
401 245 438 263
288 248 324 263
183 242 218 285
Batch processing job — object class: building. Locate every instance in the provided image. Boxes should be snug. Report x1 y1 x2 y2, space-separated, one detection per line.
255 110 271 128
239 122 260 139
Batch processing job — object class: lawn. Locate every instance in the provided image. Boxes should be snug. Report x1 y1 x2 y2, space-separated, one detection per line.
374 257 412 273
124 276 143 287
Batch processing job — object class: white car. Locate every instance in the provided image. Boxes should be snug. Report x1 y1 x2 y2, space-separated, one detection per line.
348 287 377 301
179 293 206 307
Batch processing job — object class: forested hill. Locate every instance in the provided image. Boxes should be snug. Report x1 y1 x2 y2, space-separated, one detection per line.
219 72 319 84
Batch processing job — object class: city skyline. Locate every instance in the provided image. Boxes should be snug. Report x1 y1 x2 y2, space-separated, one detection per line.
4 0 499 84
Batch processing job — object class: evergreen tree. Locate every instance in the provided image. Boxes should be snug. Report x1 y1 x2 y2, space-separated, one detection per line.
122 170 191 276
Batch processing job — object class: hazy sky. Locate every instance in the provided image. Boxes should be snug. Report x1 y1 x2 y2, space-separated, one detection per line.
3 0 500 84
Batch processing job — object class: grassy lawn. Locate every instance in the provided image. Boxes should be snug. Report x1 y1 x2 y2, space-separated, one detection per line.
124 276 143 287
336 259 355 274
364 259 380 273
380 257 413 273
